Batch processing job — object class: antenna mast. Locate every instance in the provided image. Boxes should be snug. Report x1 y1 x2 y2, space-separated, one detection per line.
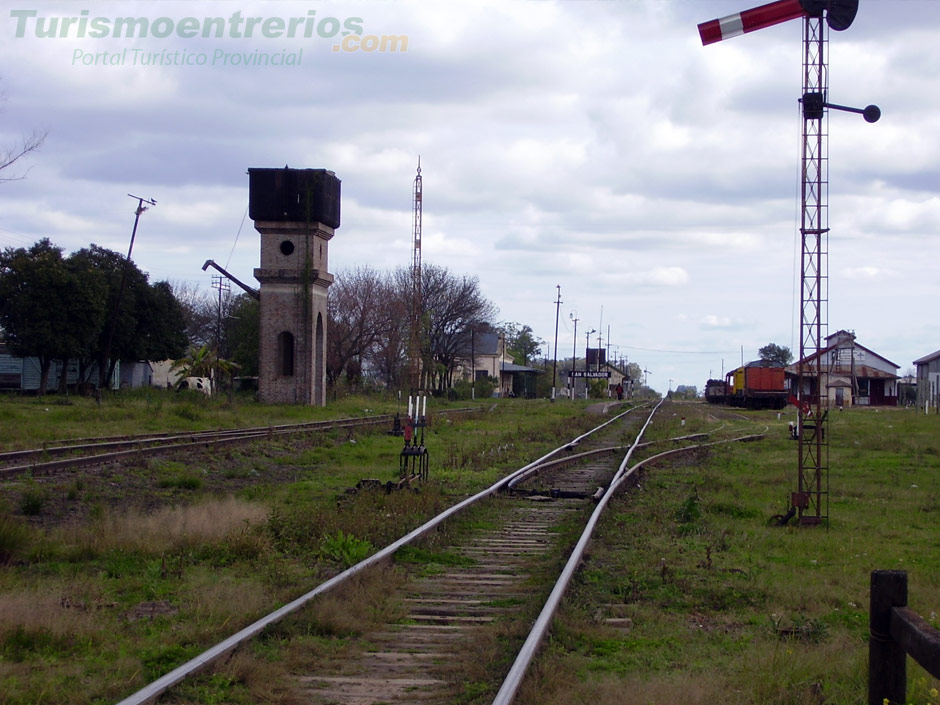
409 157 423 392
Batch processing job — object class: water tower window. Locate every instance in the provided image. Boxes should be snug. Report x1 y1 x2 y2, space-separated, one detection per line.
280 240 295 256
278 331 295 376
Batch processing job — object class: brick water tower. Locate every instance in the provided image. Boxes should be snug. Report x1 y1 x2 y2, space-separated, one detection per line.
249 167 340 405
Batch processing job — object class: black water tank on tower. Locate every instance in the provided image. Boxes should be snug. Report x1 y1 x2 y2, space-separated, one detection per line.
248 167 341 229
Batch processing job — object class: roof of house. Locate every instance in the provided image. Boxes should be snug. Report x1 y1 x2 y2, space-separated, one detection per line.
788 339 899 372
500 363 540 374
913 349 940 365
471 331 500 356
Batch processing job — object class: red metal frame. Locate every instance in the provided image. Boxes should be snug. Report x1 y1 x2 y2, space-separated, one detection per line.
796 15 829 525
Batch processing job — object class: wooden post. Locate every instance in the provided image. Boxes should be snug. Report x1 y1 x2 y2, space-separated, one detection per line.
869 570 908 705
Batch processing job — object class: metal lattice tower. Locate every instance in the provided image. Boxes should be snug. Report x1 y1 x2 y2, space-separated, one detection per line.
698 0 878 526
796 14 829 525
409 157 423 392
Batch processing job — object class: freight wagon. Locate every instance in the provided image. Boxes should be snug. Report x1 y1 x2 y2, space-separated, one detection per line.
705 360 789 410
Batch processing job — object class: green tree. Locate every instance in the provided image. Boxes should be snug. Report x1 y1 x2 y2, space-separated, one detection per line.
225 294 260 377
501 322 544 367
0 239 107 394
171 344 238 393
0 239 68 394
71 245 148 387
71 245 186 388
55 252 109 392
143 281 189 361
171 344 216 379
759 342 793 366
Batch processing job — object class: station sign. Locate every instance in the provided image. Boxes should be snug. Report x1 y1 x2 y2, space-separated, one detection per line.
568 370 611 379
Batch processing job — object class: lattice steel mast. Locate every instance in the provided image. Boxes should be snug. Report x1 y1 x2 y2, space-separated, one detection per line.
409 157 423 392
796 14 829 525
698 0 878 526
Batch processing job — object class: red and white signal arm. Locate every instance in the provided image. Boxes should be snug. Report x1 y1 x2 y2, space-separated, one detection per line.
697 0 858 45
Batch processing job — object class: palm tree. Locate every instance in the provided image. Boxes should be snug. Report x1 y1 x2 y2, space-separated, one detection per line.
171 345 239 394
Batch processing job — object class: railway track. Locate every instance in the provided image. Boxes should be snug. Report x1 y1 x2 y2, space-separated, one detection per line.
109 400 764 705
300 447 625 705
0 408 473 479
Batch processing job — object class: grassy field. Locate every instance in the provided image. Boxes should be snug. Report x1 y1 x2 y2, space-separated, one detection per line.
519 402 940 705
0 388 402 450
0 390 603 705
1 393 939 705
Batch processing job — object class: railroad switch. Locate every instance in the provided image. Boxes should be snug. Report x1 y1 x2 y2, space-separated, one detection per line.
399 394 429 483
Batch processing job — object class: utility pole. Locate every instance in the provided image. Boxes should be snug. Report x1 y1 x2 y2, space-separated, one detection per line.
501 333 506 397
98 194 156 397
596 330 603 372
606 324 611 374
471 327 475 400
552 285 562 399
585 328 595 398
211 275 230 395
569 312 578 398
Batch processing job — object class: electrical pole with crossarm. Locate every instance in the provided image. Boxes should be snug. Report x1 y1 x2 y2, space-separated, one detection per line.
97 194 156 397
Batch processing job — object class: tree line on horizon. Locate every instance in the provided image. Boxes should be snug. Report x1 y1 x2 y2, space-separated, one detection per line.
0 238 188 394
0 238 554 397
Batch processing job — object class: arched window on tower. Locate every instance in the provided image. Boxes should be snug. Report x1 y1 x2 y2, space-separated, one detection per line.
278 331 294 376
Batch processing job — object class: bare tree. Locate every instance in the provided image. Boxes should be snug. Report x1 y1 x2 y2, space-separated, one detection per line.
421 264 498 391
0 82 46 182
0 129 46 182
170 280 216 349
327 264 496 393
365 275 409 388
327 266 390 388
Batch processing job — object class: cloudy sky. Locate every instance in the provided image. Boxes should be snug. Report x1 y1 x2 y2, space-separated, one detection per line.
1 0 938 394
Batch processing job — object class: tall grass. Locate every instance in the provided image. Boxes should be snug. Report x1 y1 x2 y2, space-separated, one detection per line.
53 497 269 556
517 403 940 705
0 395 597 705
0 390 425 450
0 513 30 564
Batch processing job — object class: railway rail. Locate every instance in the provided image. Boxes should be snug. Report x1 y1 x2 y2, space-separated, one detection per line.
114 401 764 705
0 408 474 479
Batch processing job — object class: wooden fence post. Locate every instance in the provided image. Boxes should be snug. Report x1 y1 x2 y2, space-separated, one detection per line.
869 570 908 705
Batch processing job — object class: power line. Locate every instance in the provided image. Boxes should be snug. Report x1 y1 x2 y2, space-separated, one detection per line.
225 204 249 270
617 344 739 355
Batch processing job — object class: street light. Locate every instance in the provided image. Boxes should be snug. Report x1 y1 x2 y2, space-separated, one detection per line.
552 285 561 399
584 329 595 399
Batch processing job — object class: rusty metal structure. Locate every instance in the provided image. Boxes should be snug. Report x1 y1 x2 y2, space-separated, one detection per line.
698 0 878 524
795 12 832 525
201 259 260 301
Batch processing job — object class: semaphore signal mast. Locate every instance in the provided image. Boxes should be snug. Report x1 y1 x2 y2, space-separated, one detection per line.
409 157 423 392
697 0 879 526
